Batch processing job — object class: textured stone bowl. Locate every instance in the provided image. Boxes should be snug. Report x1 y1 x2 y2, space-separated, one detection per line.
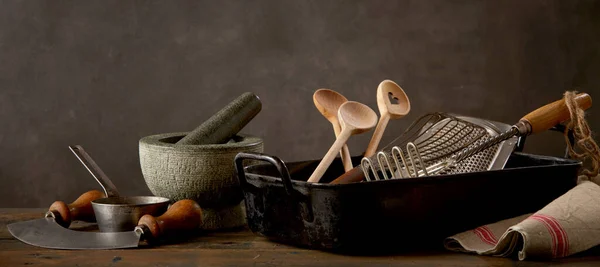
138 132 263 230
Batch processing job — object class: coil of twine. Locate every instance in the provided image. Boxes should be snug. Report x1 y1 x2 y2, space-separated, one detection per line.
563 91 600 180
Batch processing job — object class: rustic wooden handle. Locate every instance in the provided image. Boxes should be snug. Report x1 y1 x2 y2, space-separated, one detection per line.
332 121 353 172
521 93 592 134
329 166 365 184
307 130 353 183
340 144 353 172
138 199 203 239
48 190 105 227
364 113 390 158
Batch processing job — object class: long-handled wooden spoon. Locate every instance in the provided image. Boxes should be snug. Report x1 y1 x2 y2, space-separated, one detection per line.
307 101 378 183
364 80 411 157
313 89 353 172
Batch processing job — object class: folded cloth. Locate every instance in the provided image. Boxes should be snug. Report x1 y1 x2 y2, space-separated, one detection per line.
444 178 600 260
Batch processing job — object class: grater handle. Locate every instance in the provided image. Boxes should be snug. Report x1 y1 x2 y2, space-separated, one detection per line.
520 93 591 135
234 152 294 196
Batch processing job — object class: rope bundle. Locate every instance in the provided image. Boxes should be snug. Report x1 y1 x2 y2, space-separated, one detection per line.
563 91 600 179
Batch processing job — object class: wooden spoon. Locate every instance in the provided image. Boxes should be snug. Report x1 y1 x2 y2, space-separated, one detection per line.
307 101 378 183
364 80 411 157
313 89 353 172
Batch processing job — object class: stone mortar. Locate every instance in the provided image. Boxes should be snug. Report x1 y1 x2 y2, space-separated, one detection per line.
139 132 263 230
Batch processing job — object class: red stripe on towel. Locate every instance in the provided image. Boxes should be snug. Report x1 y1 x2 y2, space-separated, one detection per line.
530 214 569 258
480 226 498 244
472 226 498 245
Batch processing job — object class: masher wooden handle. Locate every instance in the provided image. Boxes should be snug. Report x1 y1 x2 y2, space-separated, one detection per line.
521 93 592 134
48 190 105 227
138 199 203 239
329 166 365 184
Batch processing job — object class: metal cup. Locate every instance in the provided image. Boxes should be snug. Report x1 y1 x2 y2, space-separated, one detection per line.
91 196 170 232
69 145 171 232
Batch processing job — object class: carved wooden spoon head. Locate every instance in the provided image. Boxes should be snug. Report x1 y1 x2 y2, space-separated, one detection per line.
377 80 410 119
338 101 378 135
313 88 349 124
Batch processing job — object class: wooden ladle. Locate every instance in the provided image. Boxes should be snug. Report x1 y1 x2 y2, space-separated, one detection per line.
364 80 411 157
307 101 378 183
313 89 353 172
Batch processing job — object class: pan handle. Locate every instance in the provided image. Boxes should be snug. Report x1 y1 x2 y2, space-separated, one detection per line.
549 124 576 159
234 152 295 196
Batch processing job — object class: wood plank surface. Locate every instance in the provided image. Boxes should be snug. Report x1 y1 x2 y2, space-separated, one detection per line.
1 208 599 266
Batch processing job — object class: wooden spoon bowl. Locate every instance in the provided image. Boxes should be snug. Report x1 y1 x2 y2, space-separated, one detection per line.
313 89 348 120
364 80 411 157
378 80 410 119
307 101 378 183
339 101 379 134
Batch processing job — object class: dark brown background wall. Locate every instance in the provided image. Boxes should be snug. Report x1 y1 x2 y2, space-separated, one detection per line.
1 0 599 207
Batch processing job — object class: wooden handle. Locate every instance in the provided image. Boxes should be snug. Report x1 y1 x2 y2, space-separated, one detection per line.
340 144 353 171
329 167 365 184
364 114 390 157
307 130 353 183
48 190 105 227
138 199 203 239
332 121 353 172
521 93 592 134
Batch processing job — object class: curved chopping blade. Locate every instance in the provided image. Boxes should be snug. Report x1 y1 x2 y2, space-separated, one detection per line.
7 218 141 250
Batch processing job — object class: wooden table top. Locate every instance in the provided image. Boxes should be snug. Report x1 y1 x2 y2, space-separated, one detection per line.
1 208 599 266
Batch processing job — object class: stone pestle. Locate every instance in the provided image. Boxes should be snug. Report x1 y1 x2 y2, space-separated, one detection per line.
175 92 262 146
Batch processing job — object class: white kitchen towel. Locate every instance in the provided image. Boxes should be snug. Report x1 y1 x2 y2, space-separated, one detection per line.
444 178 600 260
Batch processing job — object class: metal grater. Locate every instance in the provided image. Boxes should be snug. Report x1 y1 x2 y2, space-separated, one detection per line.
361 113 519 181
